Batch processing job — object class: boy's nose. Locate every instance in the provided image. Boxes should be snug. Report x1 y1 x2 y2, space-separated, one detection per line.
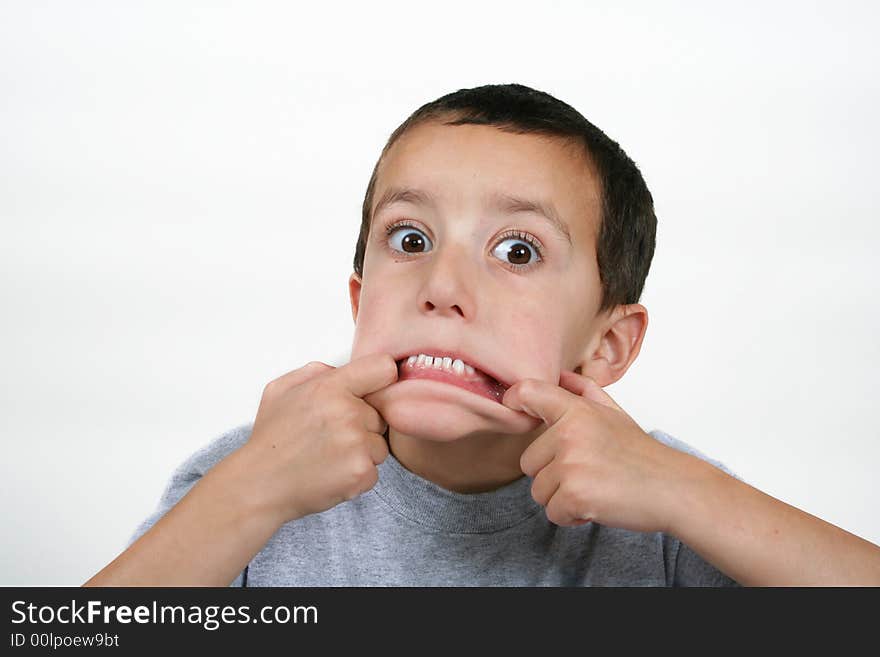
422 299 465 318
419 248 476 319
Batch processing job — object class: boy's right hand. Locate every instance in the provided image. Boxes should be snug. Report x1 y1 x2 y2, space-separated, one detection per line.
236 353 398 525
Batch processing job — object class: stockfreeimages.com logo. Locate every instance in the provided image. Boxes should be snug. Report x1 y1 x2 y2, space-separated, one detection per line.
11 599 317 631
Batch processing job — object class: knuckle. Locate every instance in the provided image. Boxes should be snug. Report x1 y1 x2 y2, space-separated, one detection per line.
545 506 564 526
329 426 354 449
341 424 366 448
558 423 581 445
347 453 370 477
307 361 333 377
518 379 542 398
321 395 353 423
558 462 578 480
556 438 575 460
530 480 545 504
340 403 362 425
557 443 586 468
347 457 376 494
562 480 589 509
326 400 353 426
262 378 281 398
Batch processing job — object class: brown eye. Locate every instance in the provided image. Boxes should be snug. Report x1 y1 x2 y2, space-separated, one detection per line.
388 225 431 253
401 231 426 253
503 243 531 265
492 237 542 268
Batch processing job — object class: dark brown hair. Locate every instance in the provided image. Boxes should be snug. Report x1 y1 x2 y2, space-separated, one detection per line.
352 83 657 317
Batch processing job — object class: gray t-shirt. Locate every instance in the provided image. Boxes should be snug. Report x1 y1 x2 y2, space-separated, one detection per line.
126 423 741 587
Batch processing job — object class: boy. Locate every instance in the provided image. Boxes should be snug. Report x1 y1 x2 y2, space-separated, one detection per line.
85 83 880 586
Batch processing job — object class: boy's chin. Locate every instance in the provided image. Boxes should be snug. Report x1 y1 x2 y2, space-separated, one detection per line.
367 379 536 441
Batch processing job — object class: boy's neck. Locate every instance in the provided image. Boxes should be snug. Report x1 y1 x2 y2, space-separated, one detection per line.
387 428 537 494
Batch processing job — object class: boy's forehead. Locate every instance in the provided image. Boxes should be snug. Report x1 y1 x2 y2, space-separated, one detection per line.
375 121 601 244
383 120 591 175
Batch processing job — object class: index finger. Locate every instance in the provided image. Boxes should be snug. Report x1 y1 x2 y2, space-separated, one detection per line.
332 352 399 399
266 360 334 396
501 378 578 428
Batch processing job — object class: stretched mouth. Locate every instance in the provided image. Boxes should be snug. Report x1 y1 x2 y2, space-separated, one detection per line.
393 351 511 404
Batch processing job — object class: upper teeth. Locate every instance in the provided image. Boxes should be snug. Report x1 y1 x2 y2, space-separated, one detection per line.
405 354 476 378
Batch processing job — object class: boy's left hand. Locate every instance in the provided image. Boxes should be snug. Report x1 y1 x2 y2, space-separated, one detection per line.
502 370 689 533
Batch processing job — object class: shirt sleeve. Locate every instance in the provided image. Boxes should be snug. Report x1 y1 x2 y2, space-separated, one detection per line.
125 422 255 587
671 539 741 587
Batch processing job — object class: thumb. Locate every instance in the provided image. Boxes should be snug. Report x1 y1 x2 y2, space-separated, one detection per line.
335 352 399 399
558 370 624 412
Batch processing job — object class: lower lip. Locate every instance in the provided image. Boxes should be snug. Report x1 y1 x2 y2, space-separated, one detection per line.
395 361 505 404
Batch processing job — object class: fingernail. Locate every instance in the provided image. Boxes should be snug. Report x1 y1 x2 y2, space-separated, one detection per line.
520 405 543 422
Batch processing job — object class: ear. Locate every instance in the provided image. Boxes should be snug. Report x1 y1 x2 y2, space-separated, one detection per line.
574 303 648 387
348 272 363 325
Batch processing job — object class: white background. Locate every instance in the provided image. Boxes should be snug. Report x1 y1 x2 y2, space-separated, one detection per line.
2 1 877 585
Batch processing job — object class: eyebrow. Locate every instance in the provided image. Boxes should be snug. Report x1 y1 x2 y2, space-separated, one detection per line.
373 186 573 245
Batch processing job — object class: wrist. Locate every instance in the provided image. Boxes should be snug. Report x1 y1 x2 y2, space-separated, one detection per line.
657 448 725 539
205 443 293 531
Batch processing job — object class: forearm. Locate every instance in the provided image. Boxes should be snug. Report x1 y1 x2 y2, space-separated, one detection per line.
666 453 880 586
84 448 284 587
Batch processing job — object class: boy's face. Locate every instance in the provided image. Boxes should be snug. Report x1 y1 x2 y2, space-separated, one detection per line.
349 120 611 440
